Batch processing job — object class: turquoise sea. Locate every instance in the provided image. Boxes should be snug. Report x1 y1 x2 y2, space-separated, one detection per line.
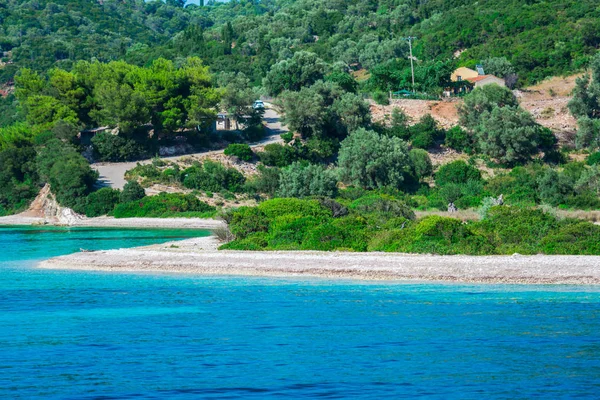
1 226 600 399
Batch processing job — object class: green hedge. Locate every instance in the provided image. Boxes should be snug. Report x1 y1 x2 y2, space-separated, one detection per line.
221 198 600 255
113 193 215 218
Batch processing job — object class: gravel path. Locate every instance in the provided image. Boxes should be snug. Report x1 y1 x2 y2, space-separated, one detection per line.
94 106 287 189
39 237 600 285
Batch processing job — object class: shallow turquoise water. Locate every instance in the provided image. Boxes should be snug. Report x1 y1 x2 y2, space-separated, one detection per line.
1 227 599 398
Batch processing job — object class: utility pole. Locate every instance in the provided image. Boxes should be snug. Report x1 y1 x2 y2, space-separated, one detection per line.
403 37 417 94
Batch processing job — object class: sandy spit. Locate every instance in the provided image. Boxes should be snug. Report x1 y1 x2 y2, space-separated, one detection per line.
38 237 600 285
0 215 225 229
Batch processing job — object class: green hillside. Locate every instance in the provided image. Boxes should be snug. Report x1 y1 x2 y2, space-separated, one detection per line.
0 0 597 87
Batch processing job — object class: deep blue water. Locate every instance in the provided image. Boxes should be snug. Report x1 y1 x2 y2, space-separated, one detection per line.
1 227 599 399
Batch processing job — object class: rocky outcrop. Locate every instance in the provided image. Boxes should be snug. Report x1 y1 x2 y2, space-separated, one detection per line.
25 184 85 225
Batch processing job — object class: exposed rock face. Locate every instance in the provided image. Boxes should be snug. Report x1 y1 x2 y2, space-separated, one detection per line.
25 184 85 225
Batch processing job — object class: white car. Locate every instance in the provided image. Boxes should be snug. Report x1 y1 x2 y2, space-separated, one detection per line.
252 100 265 110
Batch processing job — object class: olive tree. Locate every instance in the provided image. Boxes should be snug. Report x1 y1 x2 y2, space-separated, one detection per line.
458 84 519 130
338 128 410 189
277 162 338 198
475 106 547 165
263 51 328 95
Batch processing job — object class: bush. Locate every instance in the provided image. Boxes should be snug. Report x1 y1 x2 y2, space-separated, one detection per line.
540 220 600 255
338 128 410 189
258 143 298 167
411 131 435 149
409 148 433 180
349 194 415 221
84 188 120 217
120 180 146 203
266 215 322 249
182 161 245 193
435 160 481 186
243 124 266 142
37 140 98 209
458 84 519 130
587 152 600 166
258 198 331 219
224 143 254 161
373 91 389 105
249 165 281 197
475 106 547 165
445 126 473 153
113 193 215 218
369 215 492 255
277 162 338 198
410 115 444 149
0 145 39 215
227 207 270 239
92 132 147 162
220 233 269 251
301 216 370 251
536 168 574 206
485 167 539 206
476 207 557 253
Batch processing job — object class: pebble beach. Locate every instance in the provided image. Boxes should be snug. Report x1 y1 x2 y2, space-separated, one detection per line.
39 236 600 285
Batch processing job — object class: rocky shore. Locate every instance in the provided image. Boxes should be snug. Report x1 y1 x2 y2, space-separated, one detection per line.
39 236 600 285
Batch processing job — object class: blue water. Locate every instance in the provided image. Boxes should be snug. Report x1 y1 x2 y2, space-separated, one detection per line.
1 227 599 398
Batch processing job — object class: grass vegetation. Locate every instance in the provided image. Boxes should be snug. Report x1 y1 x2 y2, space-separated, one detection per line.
221 197 600 255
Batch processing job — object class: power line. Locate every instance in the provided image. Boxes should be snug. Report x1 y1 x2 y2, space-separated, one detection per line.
402 37 417 93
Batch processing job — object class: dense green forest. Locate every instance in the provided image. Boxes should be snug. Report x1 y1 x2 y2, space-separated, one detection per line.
1 0 597 88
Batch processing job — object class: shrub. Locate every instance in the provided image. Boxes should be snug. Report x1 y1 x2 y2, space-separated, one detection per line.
227 206 270 239
220 233 269 250
224 143 254 161
587 152 600 165
266 215 322 249
373 90 389 105
349 194 415 221
277 162 338 198
338 128 410 189
439 183 463 204
258 198 331 219
475 106 547 165
536 169 574 206
36 139 98 209
445 126 472 153
182 161 245 193
458 84 518 130
370 216 491 255
84 188 120 217
411 131 435 149
387 108 411 139
120 180 146 203
540 220 600 255
249 165 281 197
301 216 370 252
258 143 297 167
435 160 481 186
113 193 215 218
485 167 538 206
92 132 147 162
243 124 266 142
476 207 557 253
410 115 444 149
409 149 433 179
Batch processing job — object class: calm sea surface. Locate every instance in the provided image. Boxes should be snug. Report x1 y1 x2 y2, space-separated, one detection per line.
1 226 599 399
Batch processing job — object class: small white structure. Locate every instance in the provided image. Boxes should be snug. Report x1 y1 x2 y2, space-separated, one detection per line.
466 74 506 88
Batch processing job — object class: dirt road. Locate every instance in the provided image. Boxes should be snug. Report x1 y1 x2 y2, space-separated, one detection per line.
94 106 286 189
